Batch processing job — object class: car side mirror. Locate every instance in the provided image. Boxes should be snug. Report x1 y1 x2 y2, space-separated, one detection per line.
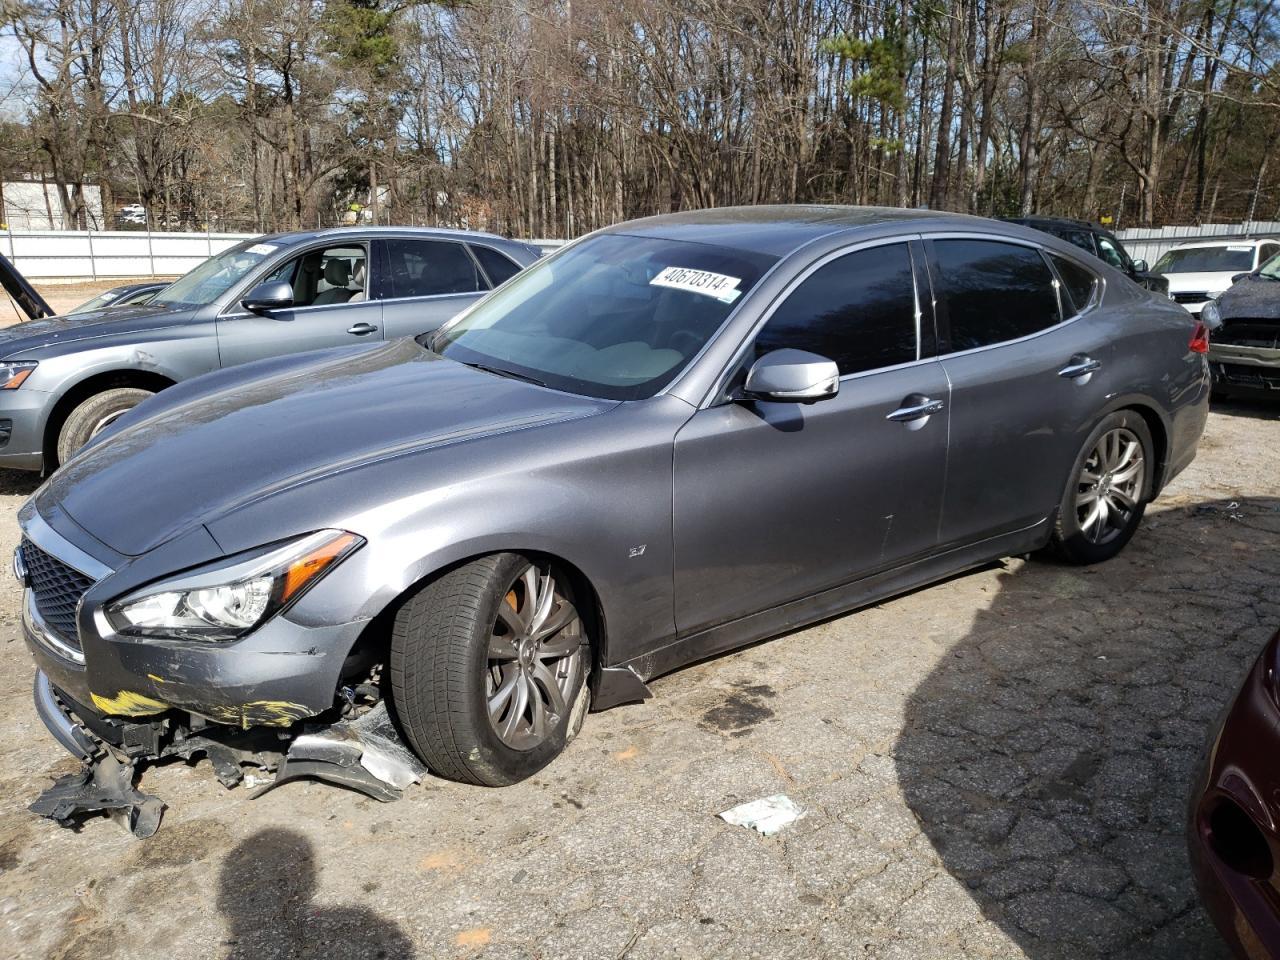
240 280 294 314
1230 272 1253 284
1132 259 1149 274
743 349 840 403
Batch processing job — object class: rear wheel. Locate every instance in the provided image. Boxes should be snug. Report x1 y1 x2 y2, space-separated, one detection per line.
1050 410 1153 565
389 553 590 786
55 387 154 465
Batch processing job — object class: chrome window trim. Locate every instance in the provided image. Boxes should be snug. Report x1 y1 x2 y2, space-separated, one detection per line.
378 290 484 307
700 234 929 407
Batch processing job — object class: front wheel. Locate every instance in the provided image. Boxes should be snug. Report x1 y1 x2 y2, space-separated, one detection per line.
55 387 154 465
1050 410 1154 565
389 553 590 786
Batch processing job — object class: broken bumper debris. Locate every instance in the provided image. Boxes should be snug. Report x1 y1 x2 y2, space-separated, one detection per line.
29 668 426 838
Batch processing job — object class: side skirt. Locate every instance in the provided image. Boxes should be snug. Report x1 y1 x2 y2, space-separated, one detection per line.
611 517 1051 694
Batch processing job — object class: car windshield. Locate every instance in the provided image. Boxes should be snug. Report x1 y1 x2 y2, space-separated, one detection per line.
430 233 777 400
68 289 130 314
151 240 281 307
1153 246 1256 274
1259 253 1280 280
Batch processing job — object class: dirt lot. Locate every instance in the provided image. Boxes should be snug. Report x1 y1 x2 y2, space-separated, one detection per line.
0 400 1277 959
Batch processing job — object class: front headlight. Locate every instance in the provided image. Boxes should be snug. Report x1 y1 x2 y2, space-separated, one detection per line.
1202 299 1222 331
104 530 362 641
0 361 37 389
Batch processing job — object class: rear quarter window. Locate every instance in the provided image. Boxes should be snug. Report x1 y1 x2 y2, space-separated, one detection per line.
469 245 523 286
1049 255 1100 315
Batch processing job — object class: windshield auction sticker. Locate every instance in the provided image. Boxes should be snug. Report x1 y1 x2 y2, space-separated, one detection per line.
246 243 278 255
650 266 742 303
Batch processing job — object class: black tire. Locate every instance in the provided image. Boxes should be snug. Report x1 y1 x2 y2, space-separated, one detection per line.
389 553 590 786
55 387 154 464
1050 409 1154 565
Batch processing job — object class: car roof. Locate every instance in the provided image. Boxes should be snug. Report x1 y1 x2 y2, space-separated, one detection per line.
255 225 519 247
1167 238 1275 251
1002 215 1100 230
599 205 1017 257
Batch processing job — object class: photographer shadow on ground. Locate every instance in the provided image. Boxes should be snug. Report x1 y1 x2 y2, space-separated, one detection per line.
218 828 415 960
896 495 1280 959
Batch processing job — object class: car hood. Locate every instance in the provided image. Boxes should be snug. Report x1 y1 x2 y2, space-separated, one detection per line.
37 339 614 556
0 303 193 357
1218 276 1280 320
1164 271 1237 295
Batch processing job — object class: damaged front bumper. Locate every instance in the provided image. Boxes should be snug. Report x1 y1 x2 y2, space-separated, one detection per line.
29 667 426 838
19 510 427 837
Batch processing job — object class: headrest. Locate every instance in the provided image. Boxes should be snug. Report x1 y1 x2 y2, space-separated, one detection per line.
324 258 352 286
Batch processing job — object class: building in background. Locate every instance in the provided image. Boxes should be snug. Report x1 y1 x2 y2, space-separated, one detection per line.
0 179 104 230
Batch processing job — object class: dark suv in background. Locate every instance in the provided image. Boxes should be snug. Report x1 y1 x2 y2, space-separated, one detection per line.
1002 216 1169 295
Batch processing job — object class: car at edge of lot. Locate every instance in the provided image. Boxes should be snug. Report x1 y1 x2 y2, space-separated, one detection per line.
18 205 1209 793
1202 256 1280 399
1189 626 1280 959
1153 239 1280 315
64 280 170 315
0 226 541 471
999 215 1170 296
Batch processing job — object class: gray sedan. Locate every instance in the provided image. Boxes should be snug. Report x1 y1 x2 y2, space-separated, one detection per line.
19 206 1207 800
0 227 539 470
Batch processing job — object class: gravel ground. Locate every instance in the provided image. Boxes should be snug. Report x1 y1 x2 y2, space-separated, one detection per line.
0 399 1277 959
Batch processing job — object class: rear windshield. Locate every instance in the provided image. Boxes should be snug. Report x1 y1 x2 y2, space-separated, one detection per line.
431 233 776 400
1153 246 1256 274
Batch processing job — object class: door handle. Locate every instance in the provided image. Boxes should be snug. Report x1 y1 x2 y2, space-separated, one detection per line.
347 322 379 336
1058 355 1101 379
886 396 945 422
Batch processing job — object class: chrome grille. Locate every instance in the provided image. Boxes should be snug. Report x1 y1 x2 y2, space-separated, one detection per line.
20 538 93 649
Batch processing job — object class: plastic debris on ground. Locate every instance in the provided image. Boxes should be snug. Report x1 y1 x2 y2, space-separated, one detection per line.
718 794 806 836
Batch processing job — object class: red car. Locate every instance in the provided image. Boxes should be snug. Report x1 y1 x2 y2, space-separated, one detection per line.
1189 628 1280 958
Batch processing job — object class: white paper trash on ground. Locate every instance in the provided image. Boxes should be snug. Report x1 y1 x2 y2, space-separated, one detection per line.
718 794 806 836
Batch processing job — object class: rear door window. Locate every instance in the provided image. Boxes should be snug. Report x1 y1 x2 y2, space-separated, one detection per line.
386 239 486 298
931 239 1062 352
755 242 918 375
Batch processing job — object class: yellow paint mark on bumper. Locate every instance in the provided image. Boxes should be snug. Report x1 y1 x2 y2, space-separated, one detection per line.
90 690 168 716
197 700 312 729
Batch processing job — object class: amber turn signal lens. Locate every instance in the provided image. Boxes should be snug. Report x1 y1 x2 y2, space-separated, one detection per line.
1 368 34 389
279 532 361 603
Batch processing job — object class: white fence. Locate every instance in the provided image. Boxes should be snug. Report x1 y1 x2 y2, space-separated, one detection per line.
3 223 1278 282
0 229 255 280
1115 222 1280 265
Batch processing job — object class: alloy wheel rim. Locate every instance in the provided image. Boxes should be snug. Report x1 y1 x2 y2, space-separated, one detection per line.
1075 427 1145 545
485 563 584 751
89 410 128 439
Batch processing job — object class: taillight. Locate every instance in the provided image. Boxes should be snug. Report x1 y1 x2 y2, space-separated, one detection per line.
1189 321 1210 354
